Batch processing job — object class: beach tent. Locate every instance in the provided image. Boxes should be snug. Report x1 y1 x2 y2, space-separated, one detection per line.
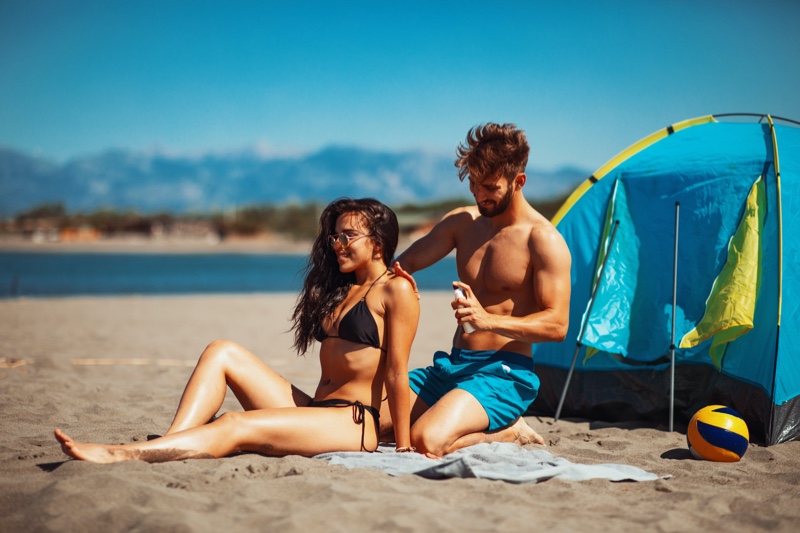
528 114 800 446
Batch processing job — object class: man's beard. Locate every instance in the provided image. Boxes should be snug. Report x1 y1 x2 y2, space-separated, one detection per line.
477 187 514 217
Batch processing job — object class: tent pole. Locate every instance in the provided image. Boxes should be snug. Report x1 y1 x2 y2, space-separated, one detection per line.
669 202 680 432
555 221 620 422
554 343 581 422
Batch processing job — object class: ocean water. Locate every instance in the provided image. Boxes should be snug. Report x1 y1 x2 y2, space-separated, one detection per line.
0 251 459 298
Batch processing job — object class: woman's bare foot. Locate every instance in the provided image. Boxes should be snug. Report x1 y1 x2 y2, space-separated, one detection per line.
54 428 132 463
55 428 215 463
509 418 545 445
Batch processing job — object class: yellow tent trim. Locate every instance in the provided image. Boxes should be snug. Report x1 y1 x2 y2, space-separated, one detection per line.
552 115 717 226
767 115 783 326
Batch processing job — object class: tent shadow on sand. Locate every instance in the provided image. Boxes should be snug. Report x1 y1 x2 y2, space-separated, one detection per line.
528 113 800 446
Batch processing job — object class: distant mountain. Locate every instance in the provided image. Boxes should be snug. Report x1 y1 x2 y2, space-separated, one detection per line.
0 145 589 217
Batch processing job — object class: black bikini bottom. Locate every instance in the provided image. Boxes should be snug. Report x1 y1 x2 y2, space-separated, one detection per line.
308 398 380 452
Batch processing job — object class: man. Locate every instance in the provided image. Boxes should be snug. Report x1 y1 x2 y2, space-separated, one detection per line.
388 122 572 457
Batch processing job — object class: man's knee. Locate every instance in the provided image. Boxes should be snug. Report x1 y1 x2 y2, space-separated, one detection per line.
410 421 450 457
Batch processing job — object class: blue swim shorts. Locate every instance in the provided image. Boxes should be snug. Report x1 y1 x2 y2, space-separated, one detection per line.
408 347 540 431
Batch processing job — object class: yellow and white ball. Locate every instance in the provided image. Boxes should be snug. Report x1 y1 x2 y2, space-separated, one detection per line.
687 405 749 462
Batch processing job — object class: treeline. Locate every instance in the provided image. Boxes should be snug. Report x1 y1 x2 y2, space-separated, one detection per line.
6 195 568 241
9 202 326 240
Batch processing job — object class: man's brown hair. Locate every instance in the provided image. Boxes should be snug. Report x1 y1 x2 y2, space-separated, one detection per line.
455 123 529 182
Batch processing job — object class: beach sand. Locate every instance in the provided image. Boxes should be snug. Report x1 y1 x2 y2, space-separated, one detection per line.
2 293 798 532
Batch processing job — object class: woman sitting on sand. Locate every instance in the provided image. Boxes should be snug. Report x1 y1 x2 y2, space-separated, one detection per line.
55 198 419 463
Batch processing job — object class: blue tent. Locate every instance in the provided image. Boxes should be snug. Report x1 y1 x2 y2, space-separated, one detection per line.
529 114 800 445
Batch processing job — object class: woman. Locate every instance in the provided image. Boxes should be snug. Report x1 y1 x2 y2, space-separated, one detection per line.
55 198 419 463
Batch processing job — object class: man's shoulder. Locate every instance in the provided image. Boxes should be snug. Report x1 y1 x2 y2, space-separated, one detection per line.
504 205 555 234
527 216 563 239
525 215 571 263
529 211 559 233
509 207 564 245
438 205 480 230
444 205 480 219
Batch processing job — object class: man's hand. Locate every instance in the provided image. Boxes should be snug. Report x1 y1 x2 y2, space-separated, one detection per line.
393 261 420 300
451 282 488 332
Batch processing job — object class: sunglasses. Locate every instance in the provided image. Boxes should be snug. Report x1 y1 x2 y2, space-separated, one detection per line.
328 233 371 249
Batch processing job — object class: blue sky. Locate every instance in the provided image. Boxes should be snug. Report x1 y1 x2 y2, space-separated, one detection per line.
1 0 798 171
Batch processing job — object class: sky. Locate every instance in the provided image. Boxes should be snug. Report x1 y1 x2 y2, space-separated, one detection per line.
1 0 798 172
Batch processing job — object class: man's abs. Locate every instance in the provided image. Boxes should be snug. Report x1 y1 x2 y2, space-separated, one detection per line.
453 328 532 358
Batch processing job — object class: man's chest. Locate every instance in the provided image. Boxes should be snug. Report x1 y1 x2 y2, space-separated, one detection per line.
457 241 531 294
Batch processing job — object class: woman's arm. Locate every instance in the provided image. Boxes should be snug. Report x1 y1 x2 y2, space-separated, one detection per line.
382 276 420 450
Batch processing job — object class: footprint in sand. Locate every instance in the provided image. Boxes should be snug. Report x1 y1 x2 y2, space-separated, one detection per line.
595 439 631 451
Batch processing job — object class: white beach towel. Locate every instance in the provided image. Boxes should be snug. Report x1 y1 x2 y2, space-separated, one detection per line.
316 442 663 483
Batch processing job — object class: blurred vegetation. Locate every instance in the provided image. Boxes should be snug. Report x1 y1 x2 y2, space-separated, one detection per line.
13 202 67 221
6 195 568 241
213 203 323 238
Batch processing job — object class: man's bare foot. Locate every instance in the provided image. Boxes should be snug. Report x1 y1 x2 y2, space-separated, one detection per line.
54 428 131 463
509 418 545 445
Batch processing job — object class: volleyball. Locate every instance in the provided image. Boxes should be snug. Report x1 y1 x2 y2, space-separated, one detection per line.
687 405 749 462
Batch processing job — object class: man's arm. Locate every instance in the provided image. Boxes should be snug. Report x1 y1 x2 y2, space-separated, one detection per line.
395 208 469 274
454 225 572 344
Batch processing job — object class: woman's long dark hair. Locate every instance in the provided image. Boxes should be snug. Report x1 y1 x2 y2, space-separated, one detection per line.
291 198 399 355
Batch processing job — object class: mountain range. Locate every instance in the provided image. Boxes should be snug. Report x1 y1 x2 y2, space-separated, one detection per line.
0 145 589 217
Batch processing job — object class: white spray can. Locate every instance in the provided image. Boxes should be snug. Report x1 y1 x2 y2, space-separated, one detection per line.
453 285 475 334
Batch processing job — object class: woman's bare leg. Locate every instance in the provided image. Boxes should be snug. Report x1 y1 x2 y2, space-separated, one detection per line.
166 339 311 435
56 405 377 463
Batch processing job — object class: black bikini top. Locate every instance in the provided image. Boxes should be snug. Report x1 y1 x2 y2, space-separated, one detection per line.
315 270 389 351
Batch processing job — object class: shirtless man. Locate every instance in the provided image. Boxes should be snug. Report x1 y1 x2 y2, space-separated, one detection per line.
389 122 572 458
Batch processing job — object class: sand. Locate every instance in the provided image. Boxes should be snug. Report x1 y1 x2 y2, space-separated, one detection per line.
2 293 798 532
